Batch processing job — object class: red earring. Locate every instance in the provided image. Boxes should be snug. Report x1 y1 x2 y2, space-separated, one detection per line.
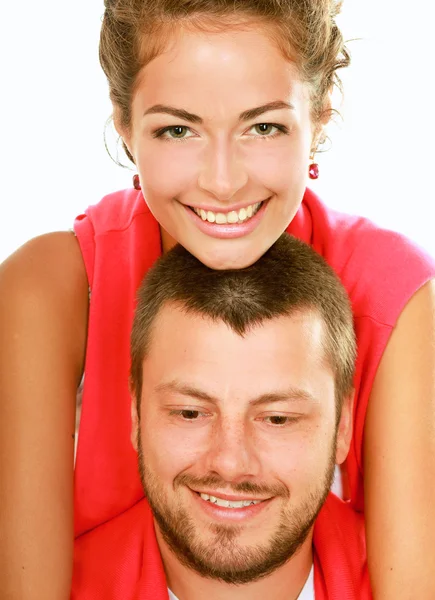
133 174 141 190
308 160 319 180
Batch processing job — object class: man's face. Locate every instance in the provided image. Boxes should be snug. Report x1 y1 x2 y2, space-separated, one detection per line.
131 305 352 584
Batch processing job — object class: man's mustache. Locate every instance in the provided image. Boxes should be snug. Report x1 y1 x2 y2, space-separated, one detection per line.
174 472 290 498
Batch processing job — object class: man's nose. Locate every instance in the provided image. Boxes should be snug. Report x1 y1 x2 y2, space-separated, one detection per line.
204 420 261 483
197 139 248 203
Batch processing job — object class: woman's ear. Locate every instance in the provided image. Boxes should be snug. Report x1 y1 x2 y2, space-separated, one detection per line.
320 87 333 125
311 88 333 151
113 106 135 161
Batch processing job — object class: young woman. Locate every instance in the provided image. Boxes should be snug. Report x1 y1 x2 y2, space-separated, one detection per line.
1 0 434 598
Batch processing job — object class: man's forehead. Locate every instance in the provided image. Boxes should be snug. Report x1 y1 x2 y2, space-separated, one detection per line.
145 302 329 370
149 300 326 347
142 303 334 408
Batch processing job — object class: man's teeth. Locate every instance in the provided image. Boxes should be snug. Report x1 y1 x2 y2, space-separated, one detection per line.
199 493 262 508
193 202 262 224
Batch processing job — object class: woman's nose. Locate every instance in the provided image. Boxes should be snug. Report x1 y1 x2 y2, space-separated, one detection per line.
197 140 248 203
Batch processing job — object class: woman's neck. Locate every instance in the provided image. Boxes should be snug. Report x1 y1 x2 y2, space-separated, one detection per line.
160 226 177 254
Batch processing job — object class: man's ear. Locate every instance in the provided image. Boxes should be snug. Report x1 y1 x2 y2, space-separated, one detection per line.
129 379 139 453
335 390 354 465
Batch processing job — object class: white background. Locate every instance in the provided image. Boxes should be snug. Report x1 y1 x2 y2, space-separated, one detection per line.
1 1 434 263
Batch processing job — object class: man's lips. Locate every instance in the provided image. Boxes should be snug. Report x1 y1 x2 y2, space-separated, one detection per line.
189 488 271 502
190 488 273 520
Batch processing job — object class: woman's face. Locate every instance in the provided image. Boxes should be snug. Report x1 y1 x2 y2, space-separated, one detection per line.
125 26 316 269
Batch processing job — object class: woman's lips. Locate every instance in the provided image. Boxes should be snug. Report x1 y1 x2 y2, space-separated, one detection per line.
184 197 271 240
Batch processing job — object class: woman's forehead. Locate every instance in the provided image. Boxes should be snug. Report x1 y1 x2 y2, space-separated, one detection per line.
134 28 308 114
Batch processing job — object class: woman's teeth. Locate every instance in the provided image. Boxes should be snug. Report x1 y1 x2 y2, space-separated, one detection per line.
199 492 262 508
192 201 262 224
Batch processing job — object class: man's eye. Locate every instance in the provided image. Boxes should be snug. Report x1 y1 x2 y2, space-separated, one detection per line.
263 415 298 426
181 409 200 420
169 408 209 421
268 416 287 425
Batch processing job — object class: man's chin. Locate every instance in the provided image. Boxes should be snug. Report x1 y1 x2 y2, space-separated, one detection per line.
153 507 311 585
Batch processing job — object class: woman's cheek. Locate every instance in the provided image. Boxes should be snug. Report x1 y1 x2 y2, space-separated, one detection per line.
246 141 308 190
140 145 201 197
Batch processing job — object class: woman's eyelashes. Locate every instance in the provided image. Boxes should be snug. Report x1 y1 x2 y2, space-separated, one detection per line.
151 122 290 142
247 123 289 139
152 125 196 141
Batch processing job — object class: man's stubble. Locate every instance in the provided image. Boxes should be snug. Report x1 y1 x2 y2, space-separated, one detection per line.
136 430 337 584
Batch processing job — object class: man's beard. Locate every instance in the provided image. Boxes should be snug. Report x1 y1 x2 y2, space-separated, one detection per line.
137 434 337 585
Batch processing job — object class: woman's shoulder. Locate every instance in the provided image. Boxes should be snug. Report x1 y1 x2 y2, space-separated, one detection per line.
303 189 435 325
74 188 153 237
0 231 87 294
0 231 89 374
73 189 161 291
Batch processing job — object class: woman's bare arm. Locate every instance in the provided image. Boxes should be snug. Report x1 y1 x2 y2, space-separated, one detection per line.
0 232 89 599
364 279 435 599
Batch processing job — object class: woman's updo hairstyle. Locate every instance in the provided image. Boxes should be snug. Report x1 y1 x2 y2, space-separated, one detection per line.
100 0 350 163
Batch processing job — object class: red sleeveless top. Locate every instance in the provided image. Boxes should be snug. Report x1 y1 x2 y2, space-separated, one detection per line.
72 187 435 597
72 493 370 599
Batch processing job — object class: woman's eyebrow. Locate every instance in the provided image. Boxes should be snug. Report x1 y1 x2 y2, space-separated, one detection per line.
239 100 295 122
144 104 203 123
143 100 295 124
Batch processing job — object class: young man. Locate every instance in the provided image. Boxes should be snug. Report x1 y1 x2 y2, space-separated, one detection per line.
72 235 371 599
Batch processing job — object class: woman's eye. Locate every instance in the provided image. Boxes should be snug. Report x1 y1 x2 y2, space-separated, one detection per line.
248 123 288 137
154 123 287 140
254 123 275 135
154 126 193 140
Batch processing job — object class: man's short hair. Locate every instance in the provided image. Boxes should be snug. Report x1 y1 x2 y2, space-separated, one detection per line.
130 234 356 419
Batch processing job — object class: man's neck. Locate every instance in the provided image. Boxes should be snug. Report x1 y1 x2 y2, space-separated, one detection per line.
155 526 313 600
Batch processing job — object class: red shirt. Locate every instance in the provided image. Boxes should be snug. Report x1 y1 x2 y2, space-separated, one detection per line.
72 493 371 599
72 187 435 596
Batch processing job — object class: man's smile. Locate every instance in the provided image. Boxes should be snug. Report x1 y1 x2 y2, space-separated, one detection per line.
190 488 273 521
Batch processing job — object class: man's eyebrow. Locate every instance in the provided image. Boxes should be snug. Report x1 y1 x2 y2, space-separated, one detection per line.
155 381 216 402
143 100 295 125
248 389 316 407
155 380 316 406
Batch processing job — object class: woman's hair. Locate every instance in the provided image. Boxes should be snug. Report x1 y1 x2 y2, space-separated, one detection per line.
100 0 350 163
